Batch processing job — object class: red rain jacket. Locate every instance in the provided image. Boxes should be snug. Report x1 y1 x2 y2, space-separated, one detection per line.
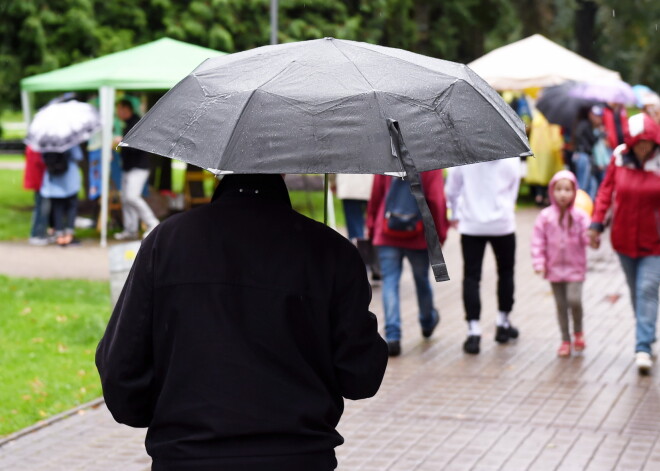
367 170 448 250
23 146 45 191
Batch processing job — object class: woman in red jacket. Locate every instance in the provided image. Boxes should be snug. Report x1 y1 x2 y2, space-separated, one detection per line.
588 113 660 375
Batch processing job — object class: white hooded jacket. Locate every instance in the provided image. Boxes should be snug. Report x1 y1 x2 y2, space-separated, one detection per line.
445 158 521 236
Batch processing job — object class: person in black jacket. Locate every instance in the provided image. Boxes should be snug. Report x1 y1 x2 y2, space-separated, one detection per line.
113 99 160 240
96 173 388 471
571 105 604 199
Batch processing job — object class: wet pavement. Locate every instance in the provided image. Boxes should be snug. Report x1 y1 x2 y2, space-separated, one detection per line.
1 208 659 470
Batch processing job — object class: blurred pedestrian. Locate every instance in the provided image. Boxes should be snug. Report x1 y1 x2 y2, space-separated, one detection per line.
97 174 388 470
366 170 447 356
445 158 521 355
526 111 565 207
113 99 159 240
40 146 83 247
23 145 51 245
336 173 373 240
531 171 590 357
602 102 628 150
572 105 605 200
588 113 660 375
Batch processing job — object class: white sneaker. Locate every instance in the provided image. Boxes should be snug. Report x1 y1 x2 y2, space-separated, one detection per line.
635 352 653 375
28 237 49 246
114 231 139 241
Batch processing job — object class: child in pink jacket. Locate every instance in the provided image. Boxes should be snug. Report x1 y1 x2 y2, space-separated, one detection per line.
531 170 591 357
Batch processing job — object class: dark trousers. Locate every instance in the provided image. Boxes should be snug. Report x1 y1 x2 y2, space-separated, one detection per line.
461 233 516 321
51 194 78 235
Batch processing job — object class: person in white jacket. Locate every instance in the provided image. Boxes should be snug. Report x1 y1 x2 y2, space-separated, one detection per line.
335 174 374 240
445 158 521 355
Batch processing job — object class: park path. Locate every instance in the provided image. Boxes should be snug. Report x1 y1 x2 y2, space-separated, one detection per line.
2 208 660 470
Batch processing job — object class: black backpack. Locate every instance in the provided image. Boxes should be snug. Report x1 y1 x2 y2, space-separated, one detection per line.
382 177 423 238
42 152 69 176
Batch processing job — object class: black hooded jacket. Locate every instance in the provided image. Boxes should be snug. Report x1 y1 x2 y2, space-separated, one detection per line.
96 174 388 470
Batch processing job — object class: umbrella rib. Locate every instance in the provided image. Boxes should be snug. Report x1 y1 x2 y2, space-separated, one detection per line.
338 40 465 81
328 40 392 125
211 59 299 169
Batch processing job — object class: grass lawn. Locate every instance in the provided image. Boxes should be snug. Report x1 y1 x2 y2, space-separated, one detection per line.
1 110 26 140
0 168 33 241
0 164 347 240
0 276 111 437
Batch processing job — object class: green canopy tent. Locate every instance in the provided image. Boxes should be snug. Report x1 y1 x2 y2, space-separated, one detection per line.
20 37 226 246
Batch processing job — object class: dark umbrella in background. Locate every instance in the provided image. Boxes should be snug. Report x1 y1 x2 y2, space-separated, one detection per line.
121 37 532 281
569 78 637 105
536 82 598 130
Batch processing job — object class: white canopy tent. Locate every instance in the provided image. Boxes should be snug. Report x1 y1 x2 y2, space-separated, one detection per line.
468 34 621 91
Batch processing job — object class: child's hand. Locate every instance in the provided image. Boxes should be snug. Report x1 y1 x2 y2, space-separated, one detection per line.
588 229 601 249
449 219 459 229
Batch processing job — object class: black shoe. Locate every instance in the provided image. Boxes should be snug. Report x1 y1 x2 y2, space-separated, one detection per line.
463 335 480 354
387 340 401 357
495 325 519 344
422 310 440 339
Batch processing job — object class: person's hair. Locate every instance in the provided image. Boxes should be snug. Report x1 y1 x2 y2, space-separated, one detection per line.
117 99 135 113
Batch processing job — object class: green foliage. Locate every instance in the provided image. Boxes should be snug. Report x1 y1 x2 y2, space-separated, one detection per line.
0 0 657 116
595 0 660 89
0 275 110 436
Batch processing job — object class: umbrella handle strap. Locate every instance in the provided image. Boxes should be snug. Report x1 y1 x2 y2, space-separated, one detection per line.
387 119 449 282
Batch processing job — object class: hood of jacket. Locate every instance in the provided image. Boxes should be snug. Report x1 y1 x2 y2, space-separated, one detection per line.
625 113 660 149
212 173 292 207
547 170 579 209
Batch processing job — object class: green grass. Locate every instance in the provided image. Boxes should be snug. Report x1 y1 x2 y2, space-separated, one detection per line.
0 169 33 241
0 276 111 437
1 110 26 140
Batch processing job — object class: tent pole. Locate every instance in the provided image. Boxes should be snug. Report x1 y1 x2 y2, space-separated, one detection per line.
323 174 337 230
270 0 278 45
20 91 33 128
323 174 328 226
99 86 115 248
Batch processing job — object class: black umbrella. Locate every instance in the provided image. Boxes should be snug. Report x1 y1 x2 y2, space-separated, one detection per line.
121 38 532 281
536 82 599 129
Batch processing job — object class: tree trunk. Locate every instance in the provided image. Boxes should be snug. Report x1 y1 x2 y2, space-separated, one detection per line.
575 0 598 61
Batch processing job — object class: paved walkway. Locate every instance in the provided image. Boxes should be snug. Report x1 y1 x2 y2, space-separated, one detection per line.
1 208 660 470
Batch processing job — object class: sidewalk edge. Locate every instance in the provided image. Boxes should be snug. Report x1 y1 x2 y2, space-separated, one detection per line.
0 397 105 448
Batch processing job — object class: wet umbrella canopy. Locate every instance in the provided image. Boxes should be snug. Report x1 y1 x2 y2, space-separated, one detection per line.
121 38 531 175
121 38 532 281
25 100 102 153
536 82 598 130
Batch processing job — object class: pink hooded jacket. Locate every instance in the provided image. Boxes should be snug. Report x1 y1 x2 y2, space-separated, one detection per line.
531 170 591 282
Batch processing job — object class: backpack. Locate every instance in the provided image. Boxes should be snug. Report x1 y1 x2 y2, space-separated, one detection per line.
42 152 69 177
382 177 423 238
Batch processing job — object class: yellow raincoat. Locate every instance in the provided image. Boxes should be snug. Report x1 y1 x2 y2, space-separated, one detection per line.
525 111 565 186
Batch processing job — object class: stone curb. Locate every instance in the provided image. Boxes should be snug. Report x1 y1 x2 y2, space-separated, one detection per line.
0 397 105 448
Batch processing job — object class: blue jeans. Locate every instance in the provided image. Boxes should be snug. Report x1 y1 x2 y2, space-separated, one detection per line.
30 191 51 238
342 199 367 240
572 152 597 200
618 254 660 354
377 246 437 341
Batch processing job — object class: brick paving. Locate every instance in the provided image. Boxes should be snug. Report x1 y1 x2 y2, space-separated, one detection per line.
1 207 659 470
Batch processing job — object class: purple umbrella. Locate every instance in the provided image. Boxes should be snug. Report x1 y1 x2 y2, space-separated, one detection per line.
569 79 636 105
